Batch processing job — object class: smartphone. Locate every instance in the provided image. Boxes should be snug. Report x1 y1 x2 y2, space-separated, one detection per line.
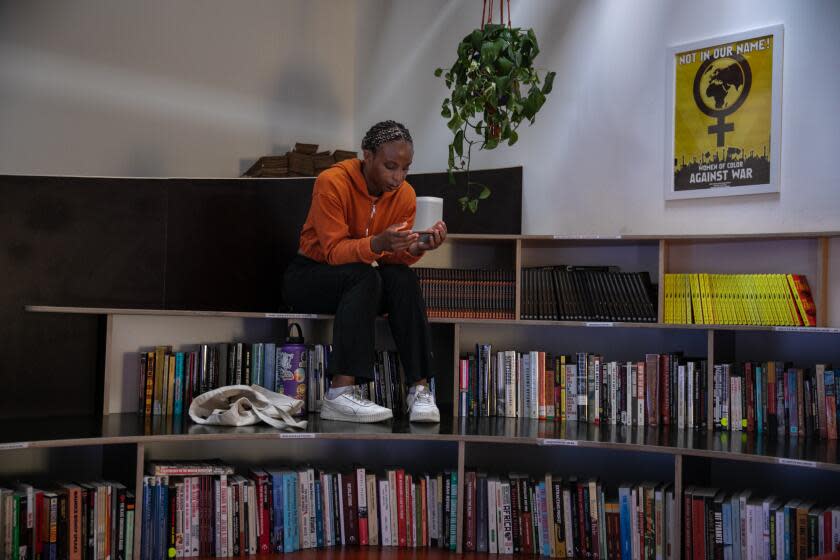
413 231 433 244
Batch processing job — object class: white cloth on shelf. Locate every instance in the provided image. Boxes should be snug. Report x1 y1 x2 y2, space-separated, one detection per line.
188 384 307 430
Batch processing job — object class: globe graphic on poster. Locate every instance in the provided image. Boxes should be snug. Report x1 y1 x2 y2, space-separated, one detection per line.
698 57 747 111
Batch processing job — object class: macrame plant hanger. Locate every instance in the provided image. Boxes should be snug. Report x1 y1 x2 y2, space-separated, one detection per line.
481 0 512 29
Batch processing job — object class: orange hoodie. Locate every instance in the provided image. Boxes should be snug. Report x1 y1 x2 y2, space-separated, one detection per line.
297 158 423 266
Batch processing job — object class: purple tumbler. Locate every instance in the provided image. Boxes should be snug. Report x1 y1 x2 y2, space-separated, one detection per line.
276 323 307 406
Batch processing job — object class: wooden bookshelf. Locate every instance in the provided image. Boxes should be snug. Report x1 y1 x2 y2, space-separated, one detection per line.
14 232 840 559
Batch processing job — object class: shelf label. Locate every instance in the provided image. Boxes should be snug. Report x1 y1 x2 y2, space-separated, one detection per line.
585 322 614 328
277 432 315 439
0 442 29 450
777 458 817 469
540 438 579 447
774 326 840 334
552 235 622 240
264 313 324 320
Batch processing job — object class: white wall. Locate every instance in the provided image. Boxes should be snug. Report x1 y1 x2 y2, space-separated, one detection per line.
1 1 838 235
356 0 840 235
0 0 358 177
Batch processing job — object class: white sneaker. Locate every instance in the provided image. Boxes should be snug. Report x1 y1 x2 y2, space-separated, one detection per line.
407 385 440 423
320 387 393 423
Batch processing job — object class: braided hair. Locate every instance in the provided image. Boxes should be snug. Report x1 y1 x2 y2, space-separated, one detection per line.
361 120 413 153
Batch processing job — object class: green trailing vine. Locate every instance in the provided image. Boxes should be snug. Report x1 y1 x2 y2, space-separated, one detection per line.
435 23 555 212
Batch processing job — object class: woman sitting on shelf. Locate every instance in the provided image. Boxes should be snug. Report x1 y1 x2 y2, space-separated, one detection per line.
282 120 447 424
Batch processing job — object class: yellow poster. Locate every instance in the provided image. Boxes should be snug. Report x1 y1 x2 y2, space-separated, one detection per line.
671 28 781 195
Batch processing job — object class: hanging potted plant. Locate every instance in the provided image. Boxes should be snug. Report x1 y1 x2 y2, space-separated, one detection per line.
435 0 555 212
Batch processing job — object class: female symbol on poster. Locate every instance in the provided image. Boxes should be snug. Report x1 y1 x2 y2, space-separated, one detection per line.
665 25 783 200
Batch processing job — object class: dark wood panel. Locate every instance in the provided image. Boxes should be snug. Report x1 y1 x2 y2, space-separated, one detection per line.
0 176 167 418
0 168 521 418
164 178 312 312
408 167 522 235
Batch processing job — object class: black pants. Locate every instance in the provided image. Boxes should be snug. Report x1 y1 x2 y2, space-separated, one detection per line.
282 254 433 384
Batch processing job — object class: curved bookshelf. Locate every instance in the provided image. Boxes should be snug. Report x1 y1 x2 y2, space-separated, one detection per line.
14 231 840 560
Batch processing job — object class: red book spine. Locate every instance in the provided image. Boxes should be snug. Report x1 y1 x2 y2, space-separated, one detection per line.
692 496 706 560
35 491 44 557
661 355 671 425
646 353 660 425
396 470 406 547
746 362 756 432
522 480 534 555
577 483 587 558
683 491 693 560
406 475 414 547
420 478 428 547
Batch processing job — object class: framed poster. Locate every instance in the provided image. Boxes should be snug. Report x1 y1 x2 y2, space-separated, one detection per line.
665 25 783 200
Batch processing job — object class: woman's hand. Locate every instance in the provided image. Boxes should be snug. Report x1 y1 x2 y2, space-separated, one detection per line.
409 220 447 255
371 222 418 253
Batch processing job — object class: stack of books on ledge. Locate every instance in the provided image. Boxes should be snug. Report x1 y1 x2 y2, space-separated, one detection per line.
663 273 817 326
463 473 676 560
460 347 707 426
713 362 838 438
521 266 657 322
0 481 135 560
460 345 838 438
138 343 328 419
683 487 840 559
414 268 515 320
139 344 416 421
141 461 458 560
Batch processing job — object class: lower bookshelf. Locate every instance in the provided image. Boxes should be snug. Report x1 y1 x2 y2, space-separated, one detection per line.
1 414 839 560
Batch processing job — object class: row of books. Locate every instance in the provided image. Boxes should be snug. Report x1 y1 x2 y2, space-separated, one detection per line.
463 473 677 560
713 362 839 438
414 268 515 320
137 343 330 418
683 487 840 560
357 351 413 417
0 481 135 560
521 266 657 323
141 461 458 560
459 347 709 428
663 273 817 326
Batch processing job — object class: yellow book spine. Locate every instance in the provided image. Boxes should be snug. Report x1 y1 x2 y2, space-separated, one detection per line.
752 274 766 325
745 274 760 325
729 274 746 325
779 274 796 325
701 273 714 325
744 274 757 325
756 274 770 325
709 274 720 324
764 274 781 325
730 274 751 325
690 273 704 324
683 274 692 324
715 274 727 324
664 274 673 324
718 274 732 324
778 274 798 325
728 275 739 324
